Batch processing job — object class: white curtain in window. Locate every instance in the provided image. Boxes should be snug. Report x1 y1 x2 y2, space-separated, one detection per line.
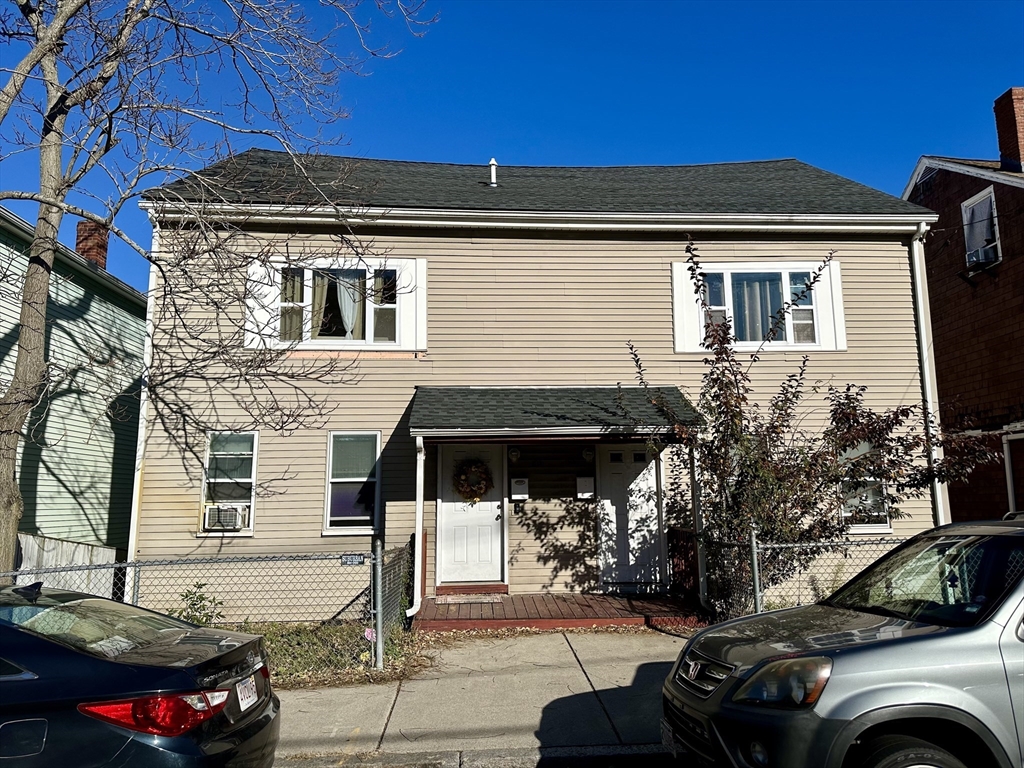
733 273 783 342
338 269 364 339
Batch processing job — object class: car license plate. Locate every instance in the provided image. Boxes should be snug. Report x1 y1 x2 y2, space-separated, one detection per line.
236 675 258 712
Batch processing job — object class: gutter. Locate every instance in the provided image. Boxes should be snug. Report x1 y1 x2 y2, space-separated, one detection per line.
408 425 672 438
139 200 937 234
908 221 949 526
406 435 426 618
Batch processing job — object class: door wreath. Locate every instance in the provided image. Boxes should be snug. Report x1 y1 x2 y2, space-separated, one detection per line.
452 457 494 504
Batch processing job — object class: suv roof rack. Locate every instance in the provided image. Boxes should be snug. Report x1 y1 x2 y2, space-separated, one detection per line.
1002 510 1024 521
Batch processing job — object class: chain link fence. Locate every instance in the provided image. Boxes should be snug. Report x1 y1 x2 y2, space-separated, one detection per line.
377 542 411 642
706 534 910 619
1 542 412 683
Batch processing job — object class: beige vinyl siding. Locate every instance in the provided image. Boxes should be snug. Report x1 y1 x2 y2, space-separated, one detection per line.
1 229 145 551
504 443 600 594
509 502 594 594
136 230 934 585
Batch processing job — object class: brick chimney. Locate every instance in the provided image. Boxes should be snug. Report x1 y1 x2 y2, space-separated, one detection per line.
76 220 108 270
994 87 1024 173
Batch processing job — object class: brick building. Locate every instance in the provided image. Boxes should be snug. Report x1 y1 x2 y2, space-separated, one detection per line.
904 87 1024 522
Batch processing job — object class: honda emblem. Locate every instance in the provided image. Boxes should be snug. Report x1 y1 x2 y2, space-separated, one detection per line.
687 660 701 680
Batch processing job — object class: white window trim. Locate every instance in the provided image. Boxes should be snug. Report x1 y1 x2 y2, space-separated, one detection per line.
842 486 893 535
323 430 381 536
197 430 259 538
246 257 427 352
961 186 1002 269
672 260 846 353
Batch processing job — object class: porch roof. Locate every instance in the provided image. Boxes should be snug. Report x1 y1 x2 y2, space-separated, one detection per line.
409 386 696 438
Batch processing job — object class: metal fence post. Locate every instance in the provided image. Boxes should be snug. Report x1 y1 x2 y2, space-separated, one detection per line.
130 564 140 606
750 527 763 614
373 538 384 671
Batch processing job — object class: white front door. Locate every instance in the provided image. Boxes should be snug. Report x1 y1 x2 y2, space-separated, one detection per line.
439 445 504 583
598 445 664 589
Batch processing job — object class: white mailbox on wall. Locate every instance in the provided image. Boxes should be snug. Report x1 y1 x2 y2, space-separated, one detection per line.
510 478 529 500
576 477 595 499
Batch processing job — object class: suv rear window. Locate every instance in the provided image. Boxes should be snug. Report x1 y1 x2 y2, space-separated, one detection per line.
0 598 192 659
828 534 1024 627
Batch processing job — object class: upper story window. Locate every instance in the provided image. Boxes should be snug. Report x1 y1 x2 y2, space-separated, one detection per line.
672 260 846 353
201 431 257 535
961 187 1001 268
703 270 817 344
280 267 398 343
246 257 427 351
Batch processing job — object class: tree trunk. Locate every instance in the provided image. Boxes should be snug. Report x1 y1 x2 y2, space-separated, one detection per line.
0 95 66 571
0 206 63 572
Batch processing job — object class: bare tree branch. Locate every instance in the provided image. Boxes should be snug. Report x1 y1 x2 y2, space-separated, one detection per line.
0 0 432 570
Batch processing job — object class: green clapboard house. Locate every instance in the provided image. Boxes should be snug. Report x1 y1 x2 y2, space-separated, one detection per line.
1 207 146 559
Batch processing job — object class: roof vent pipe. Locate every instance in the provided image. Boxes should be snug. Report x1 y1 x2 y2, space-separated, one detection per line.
489 158 498 187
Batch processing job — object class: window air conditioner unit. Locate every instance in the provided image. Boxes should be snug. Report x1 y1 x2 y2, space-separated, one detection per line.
203 504 249 532
966 244 999 267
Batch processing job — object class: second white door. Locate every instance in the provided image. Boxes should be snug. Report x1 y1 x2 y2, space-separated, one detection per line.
598 445 663 588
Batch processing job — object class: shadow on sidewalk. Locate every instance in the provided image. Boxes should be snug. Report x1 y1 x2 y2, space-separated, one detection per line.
535 660 674 762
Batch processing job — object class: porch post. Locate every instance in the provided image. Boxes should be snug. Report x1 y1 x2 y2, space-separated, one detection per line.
655 450 668 587
406 436 426 617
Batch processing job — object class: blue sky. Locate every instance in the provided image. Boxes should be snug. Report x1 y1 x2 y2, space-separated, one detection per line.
7 0 1024 292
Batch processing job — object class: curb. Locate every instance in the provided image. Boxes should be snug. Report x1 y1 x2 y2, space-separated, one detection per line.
277 744 673 767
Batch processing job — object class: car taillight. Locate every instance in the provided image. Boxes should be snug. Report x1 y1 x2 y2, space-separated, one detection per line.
78 690 231 737
260 663 271 683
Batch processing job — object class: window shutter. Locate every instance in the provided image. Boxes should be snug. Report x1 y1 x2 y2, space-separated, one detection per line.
245 261 278 348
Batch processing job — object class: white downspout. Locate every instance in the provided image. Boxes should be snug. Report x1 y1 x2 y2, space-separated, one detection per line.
909 221 949 526
406 435 426 617
126 221 158 562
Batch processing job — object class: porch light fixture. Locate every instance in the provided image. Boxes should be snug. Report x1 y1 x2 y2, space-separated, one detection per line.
582 448 595 463
508 447 521 463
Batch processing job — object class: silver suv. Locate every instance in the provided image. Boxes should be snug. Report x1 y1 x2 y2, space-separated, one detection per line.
662 520 1024 768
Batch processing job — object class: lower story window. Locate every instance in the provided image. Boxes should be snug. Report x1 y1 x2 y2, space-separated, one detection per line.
326 432 380 530
842 478 890 530
203 432 257 533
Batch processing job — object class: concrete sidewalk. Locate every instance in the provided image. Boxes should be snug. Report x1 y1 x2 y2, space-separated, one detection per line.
274 631 686 766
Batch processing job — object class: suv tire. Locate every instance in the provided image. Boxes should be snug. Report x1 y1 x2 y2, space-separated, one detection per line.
857 735 968 768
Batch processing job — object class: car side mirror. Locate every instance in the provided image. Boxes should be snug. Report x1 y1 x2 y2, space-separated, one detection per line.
1017 620 1024 643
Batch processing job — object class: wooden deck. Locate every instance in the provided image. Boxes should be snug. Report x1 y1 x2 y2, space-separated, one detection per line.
414 592 707 631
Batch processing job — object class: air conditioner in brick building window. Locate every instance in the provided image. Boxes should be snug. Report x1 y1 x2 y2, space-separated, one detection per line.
967 244 999 267
203 504 250 532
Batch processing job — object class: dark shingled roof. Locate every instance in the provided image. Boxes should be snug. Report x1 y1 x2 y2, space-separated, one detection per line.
409 386 696 436
148 149 930 217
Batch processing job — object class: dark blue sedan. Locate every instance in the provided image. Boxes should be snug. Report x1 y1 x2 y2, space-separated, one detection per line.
0 584 280 767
